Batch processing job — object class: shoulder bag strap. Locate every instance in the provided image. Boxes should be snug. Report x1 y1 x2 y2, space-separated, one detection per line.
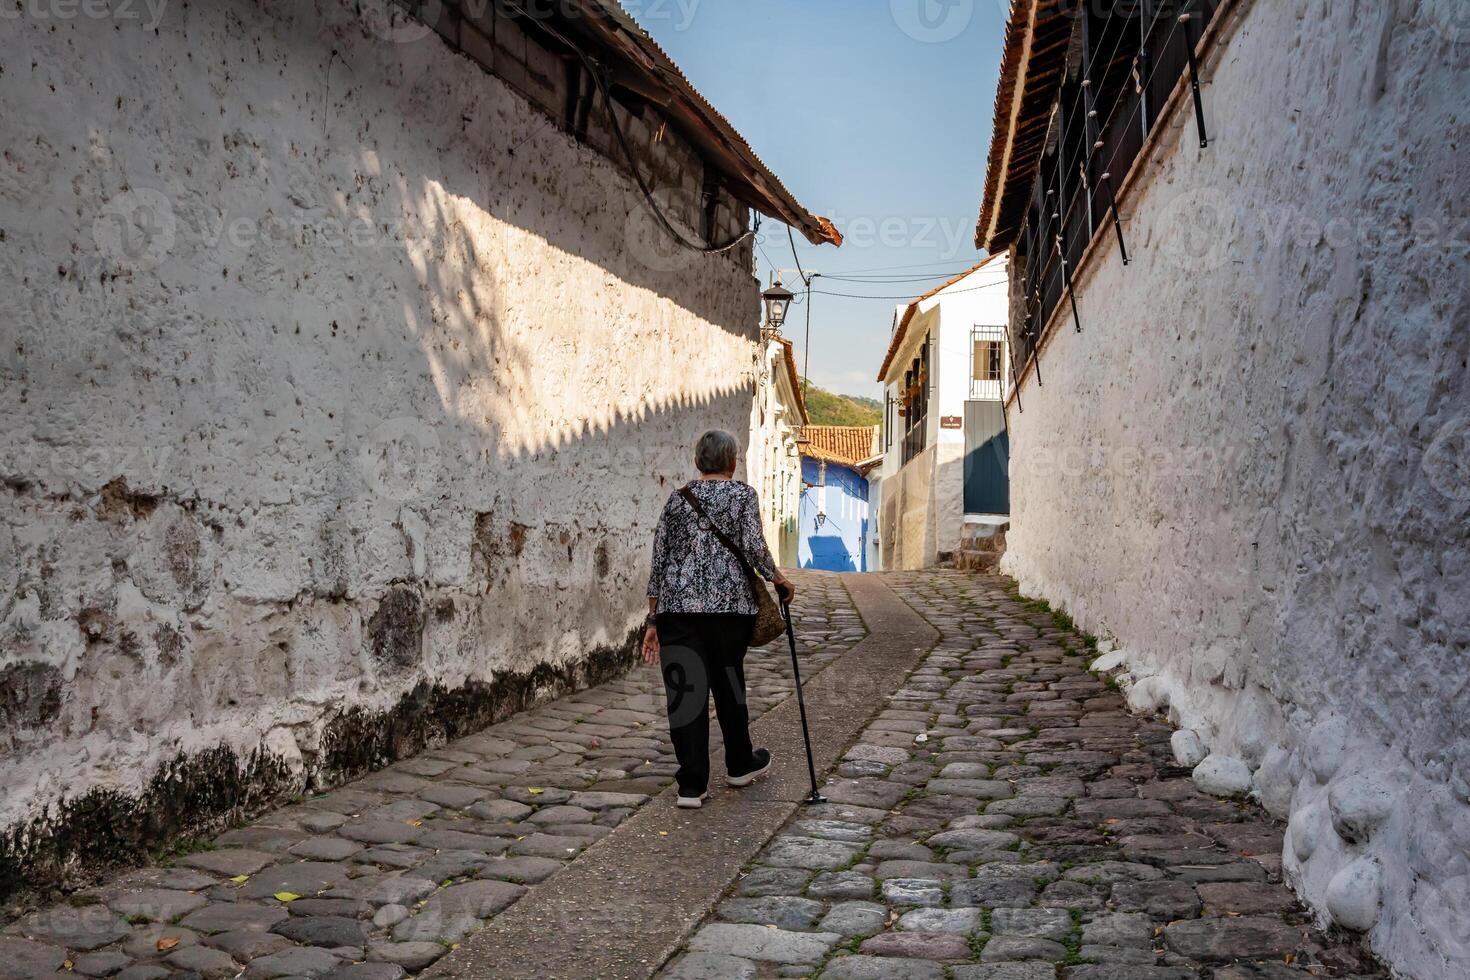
678 486 763 591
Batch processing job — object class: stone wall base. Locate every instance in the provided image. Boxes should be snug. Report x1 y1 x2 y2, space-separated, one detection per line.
0 629 637 908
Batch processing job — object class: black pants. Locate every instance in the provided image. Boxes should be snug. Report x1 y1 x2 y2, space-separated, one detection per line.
657 613 757 796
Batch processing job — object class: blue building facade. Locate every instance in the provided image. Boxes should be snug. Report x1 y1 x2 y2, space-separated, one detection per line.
798 456 871 572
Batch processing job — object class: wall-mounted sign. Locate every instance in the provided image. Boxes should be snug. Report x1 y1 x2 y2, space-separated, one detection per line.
940 416 963 429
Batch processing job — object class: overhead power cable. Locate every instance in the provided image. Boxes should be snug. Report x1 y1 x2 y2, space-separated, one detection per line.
811 279 1009 301
788 224 815 398
826 258 983 275
818 272 989 284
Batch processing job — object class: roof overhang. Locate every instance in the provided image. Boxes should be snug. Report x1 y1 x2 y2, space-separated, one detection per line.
512 0 842 247
974 0 1075 252
772 337 809 427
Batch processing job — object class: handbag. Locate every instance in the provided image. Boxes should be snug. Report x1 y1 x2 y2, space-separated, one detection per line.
677 486 786 647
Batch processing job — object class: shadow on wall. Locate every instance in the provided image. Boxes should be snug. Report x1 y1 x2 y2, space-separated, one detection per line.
803 536 858 573
0 0 761 899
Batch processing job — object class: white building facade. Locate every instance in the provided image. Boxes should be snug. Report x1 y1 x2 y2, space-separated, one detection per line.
748 337 808 567
874 255 1011 570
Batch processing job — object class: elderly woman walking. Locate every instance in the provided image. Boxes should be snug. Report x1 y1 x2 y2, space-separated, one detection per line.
643 429 795 808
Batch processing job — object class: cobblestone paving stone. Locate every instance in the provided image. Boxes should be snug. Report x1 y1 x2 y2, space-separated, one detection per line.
1 573 862 979
660 571 1390 980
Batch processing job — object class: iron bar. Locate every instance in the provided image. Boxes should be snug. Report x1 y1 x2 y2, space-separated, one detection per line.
1179 15 1209 148
1100 171 1130 265
1055 232 1083 333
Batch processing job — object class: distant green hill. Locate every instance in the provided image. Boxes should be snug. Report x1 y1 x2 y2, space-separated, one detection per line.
802 379 882 427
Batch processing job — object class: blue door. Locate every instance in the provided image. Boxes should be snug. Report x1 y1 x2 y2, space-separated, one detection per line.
964 401 1010 514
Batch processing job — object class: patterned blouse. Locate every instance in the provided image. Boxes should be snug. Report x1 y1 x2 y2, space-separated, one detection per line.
647 480 778 615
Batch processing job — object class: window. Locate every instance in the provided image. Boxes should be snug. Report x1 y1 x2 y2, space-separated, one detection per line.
973 340 1003 382
971 325 1007 400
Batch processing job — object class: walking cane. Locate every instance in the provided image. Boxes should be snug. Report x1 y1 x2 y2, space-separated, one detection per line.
781 599 828 806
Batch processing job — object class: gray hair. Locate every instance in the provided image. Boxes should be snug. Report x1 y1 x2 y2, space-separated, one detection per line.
694 429 739 475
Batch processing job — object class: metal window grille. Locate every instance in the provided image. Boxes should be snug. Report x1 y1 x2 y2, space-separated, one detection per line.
1012 0 1218 365
971 325 1008 401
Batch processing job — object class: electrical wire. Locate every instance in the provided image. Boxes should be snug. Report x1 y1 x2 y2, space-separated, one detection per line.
503 2 753 255
817 272 989 284
811 279 1009 300
820 258 984 275
787 224 811 287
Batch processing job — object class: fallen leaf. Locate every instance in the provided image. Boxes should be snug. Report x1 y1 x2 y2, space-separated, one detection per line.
527 788 545 795
229 874 250 883
157 938 180 951
451 943 461 950
62 961 73 969
658 831 669 837
273 891 301 903
406 819 423 827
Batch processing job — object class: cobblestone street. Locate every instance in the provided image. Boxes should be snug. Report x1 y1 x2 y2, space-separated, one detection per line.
661 572 1389 980
0 574 861 980
2 571 1392 980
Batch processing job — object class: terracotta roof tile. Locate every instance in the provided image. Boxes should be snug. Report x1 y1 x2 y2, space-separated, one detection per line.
975 0 1077 251
802 426 878 467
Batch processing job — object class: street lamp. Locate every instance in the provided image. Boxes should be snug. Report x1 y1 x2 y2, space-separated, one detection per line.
762 280 795 333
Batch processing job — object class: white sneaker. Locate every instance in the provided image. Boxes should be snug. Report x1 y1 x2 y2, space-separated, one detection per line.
676 791 708 809
726 749 772 788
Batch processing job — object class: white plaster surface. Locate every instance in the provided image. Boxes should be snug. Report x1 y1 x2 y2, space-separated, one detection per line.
999 1 1469 975
876 257 1009 568
748 339 804 566
0 0 761 839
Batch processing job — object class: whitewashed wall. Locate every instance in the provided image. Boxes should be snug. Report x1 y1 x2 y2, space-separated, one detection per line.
0 0 760 890
878 257 1009 568
1000 2 1468 976
748 340 804 566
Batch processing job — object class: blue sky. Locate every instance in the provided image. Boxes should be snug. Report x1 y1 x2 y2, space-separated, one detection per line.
644 0 1007 399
